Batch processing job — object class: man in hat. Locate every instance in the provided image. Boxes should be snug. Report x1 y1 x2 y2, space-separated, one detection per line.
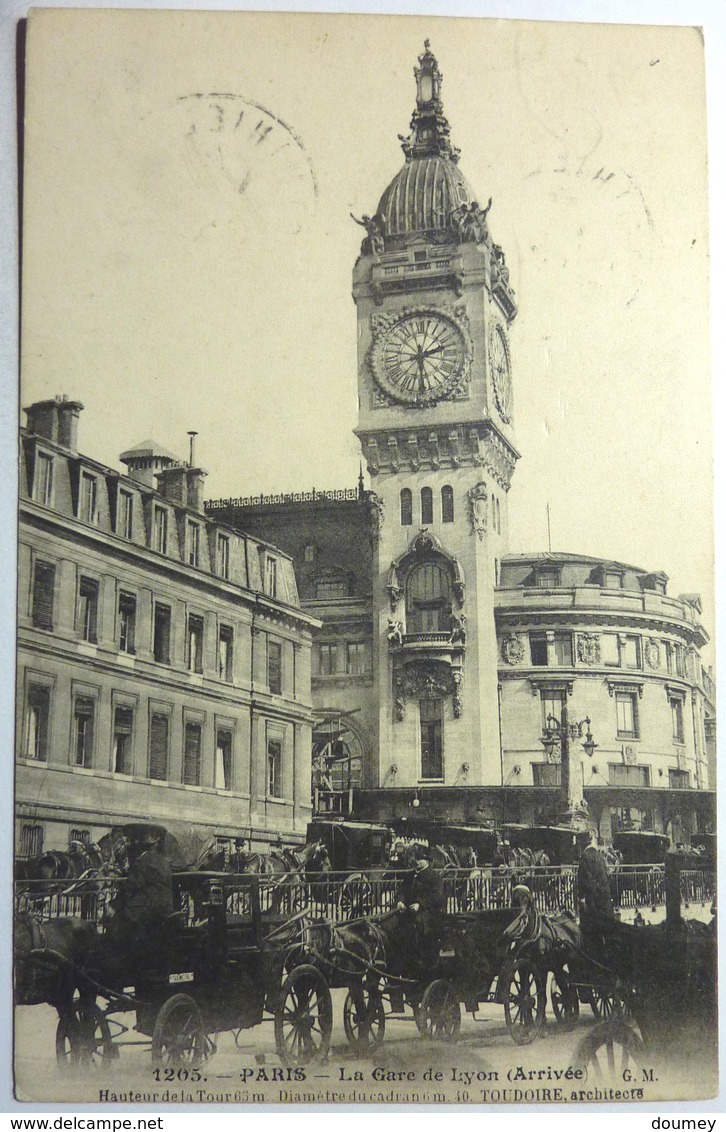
396 849 446 967
105 828 174 968
577 828 613 958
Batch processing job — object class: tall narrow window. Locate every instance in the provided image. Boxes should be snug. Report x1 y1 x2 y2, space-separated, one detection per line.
268 639 282 694
421 487 433 525
25 683 50 760
541 691 564 730
80 472 97 523
187 614 204 673
441 485 454 523
215 729 232 790
187 520 201 567
34 452 54 506
20 825 44 857
529 632 548 666
420 697 443 780
670 697 685 743
265 557 278 598
317 643 338 676
73 695 95 768
113 705 134 774
31 560 55 630
153 506 168 554
149 712 169 781
118 488 134 539
217 535 230 579
406 561 452 633
553 632 572 666
183 721 202 786
267 738 282 797
118 592 136 653
346 641 369 675
78 577 99 643
153 603 171 664
622 635 641 669
400 488 413 526
218 625 234 681
615 692 638 739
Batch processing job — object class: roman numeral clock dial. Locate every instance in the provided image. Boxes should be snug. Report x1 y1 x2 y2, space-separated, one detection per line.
369 308 471 405
490 323 513 423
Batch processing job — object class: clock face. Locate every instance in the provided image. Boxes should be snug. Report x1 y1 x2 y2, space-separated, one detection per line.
370 310 469 405
490 324 513 422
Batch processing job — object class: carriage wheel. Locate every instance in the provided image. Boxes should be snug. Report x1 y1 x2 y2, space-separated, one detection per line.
56 998 115 1072
338 876 373 921
274 964 332 1067
504 958 546 1045
151 994 208 1069
343 987 386 1052
550 970 579 1029
589 989 627 1020
573 1018 643 1082
418 980 461 1042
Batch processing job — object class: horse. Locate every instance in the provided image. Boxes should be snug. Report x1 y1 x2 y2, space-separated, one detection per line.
15 842 119 921
14 913 100 1010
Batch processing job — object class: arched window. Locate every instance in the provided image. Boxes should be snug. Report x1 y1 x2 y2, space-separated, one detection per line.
421 487 433 525
441 485 454 523
400 488 412 526
406 561 452 633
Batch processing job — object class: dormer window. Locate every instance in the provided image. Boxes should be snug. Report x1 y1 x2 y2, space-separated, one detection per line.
34 452 54 506
153 506 168 554
265 556 278 598
536 567 559 588
604 570 623 589
118 489 134 539
217 534 230 579
187 520 201 567
80 472 97 524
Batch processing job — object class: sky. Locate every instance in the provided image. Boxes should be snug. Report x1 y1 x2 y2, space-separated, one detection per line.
16 8 716 656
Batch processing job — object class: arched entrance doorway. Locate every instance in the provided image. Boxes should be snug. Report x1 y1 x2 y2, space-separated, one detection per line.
312 709 364 816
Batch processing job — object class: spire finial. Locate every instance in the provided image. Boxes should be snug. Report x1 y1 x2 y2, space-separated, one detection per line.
400 42 460 163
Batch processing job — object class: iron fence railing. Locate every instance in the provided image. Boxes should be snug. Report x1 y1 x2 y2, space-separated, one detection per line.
14 866 715 926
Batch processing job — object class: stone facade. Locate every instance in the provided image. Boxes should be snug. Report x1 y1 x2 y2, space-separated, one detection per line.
495 553 715 840
205 45 715 845
17 398 319 855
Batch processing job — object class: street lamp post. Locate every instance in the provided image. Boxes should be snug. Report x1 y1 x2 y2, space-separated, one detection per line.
541 702 598 827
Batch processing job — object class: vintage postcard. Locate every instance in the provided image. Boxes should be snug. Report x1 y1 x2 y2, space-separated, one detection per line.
12 7 717 1108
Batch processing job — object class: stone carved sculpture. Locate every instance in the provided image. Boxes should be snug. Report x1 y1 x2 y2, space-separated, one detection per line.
387 619 404 647
501 634 524 665
450 612 467 645
467 482 489 540
576 633 601 666
452 197 492 244
351 211 386 256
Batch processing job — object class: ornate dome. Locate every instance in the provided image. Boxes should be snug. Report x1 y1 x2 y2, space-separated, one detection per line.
377 155 477 239
358 42 491 249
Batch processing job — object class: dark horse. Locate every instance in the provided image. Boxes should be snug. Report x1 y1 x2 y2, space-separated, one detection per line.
14 913 99 1009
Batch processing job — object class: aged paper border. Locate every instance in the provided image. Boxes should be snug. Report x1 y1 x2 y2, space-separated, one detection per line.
2 0 725 1117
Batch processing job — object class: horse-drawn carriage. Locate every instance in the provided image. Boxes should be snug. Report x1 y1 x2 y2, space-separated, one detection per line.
567 850 717 1087
501 824 589 866
15 871 335 1071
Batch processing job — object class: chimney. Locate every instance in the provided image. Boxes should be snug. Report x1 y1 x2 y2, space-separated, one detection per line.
24 395 84 450
119 441 181 488
156 465 188 506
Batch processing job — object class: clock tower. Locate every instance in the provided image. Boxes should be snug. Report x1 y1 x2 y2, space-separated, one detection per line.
353 42 519 794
